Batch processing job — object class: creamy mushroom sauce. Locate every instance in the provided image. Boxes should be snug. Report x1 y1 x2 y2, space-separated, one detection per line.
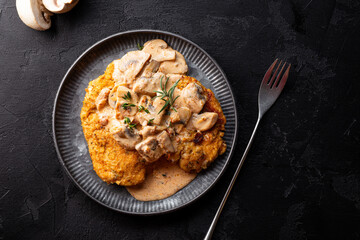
94 39 219 201
127 159 197 201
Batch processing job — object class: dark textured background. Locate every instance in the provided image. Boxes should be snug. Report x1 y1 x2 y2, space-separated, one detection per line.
1 0 360 239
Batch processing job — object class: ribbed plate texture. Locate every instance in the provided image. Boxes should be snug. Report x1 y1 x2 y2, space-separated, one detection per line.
53 30 238 214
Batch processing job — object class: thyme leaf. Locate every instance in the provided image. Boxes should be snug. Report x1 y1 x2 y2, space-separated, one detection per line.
137 43 144 50
138 105 150 114
122 91 131 101
122 103 136 110
124 117 136 129
124 117 131 124
153 76 180 114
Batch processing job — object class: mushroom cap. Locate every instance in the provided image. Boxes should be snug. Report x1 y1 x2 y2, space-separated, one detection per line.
16 0 52 31
142 39 176 62
180 83 206 113
112 125 141 150
158 51 188 75
138 60 160 78
170 107 192 124
115 86 139 118
108 86 118 109
134 95 154 126
42 0 79 14
135 136 164 163
112 51 151 84
157 131 175 153
133 72 165 97
191 112 218 131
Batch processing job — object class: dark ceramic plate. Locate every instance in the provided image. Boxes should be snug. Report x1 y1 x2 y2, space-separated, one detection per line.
52 30 238 215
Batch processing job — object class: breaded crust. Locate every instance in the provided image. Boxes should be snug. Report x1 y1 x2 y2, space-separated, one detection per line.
81 63 146 186
175 76 227 172
80 62 226 186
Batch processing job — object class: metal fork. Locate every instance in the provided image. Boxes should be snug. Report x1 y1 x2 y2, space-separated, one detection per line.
204 59 291 240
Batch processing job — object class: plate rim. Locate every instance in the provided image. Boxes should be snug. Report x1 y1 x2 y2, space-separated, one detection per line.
52 29 238 215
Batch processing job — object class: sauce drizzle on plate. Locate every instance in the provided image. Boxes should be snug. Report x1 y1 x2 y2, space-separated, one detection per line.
127 159 197 201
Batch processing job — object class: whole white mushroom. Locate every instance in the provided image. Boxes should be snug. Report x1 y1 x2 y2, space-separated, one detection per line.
16 0 79 31
16 0 52 31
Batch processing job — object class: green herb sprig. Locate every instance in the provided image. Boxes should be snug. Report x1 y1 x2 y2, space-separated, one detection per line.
124 117 136 129
147 118 154 125
121 103 136 110
154 76 180 114
122 91 131 101
137 43 144 50
138 105 150 114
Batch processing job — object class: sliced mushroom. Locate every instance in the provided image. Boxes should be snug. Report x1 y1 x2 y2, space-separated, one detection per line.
95 88 110 110
134 95 169 127
132 78 155 97
150 97 166 125
112 51 150 84
138 60 160 78
157 131 175 153
142 39 176 62
135 136 164 163
134 95 153 126
191 112 218 131
134 95 166 126
16 0 52 31
42 0 79 14
170 111 180 124
112 125 141 150
139 126 157 138
164 74 183 91
115 86 139 118
158 51 188 75
185 117 196 131
139 126 166 138
108 85 118 109
178 107 192 124
170 107 192 124
139 95 151 106
112 62 123 84
180 83 206 113
132 72 164 97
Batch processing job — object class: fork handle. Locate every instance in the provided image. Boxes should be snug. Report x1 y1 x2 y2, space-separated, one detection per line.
204 117 261 240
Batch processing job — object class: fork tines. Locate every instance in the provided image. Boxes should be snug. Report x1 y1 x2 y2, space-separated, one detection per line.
262 59 291 90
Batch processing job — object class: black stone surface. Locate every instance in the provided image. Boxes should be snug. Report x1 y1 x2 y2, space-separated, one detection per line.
0 0 359 239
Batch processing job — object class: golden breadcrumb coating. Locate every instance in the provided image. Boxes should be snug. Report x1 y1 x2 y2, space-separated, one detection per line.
81 62 226 186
